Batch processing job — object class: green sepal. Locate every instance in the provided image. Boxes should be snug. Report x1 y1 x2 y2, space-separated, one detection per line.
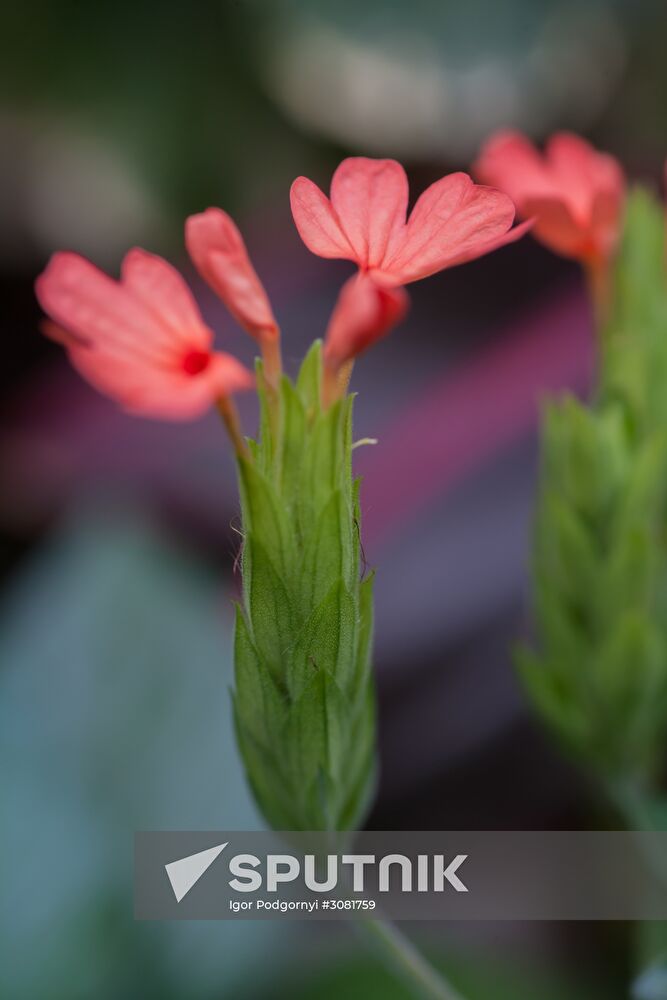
243 534 298 681
299 490 355 610
237 457 295 587
233 605 288 744
287 579 356 699
296 339 323 418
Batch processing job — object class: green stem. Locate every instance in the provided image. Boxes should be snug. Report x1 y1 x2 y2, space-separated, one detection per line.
358 915 467 1000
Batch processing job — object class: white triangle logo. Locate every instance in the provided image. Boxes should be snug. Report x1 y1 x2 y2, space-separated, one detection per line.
165 842 228 903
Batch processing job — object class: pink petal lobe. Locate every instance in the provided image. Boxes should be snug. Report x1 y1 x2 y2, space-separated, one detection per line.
290 176 353 260
121 248 211 351
324 273 409 368
520 195 592 259
383 175 518 283
35 252 177 365
329 157 408 268
444 217 533 269
67 343 252 422
474 130 553 208
206 351 255 397
185 208 278 340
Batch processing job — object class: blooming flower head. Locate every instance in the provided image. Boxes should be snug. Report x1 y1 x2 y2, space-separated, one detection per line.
474 130 625 266
290 156 530 287
35 249 253 421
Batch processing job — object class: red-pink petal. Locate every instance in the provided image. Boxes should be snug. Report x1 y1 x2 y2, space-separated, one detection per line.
324 273 409 368
474 130 554 209
329 157 408 269
521 195 592 258
444 217 534 269
185 208 278 340
35 252 177 365
381 174 520 283
121 248 211 351
290 176 353 260
67 344 252 421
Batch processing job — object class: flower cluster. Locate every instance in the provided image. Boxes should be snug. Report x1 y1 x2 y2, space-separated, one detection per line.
36 154 536 424
35 133 631 429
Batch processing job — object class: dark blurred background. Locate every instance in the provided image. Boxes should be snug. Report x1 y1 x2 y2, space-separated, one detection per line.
1 1 666 997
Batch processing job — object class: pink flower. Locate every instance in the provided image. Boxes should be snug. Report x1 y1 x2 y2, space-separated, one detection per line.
324 273 409 370
35 249 253 421
290 157 530 286
474 130 625 266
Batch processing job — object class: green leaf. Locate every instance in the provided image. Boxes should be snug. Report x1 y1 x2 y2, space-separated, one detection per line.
611 188 667 332
253 358 275 477
279 375 308 513
296 339 323 418
301 398 353 526
535 492 600 613
355 573 375 689
238 457 295 587
299 489 355 612
285 669 348 802
287 580 357 699
337 682 377 830
244 534 297 680
234 606 288 744
516 646 590 754
233 711 301 830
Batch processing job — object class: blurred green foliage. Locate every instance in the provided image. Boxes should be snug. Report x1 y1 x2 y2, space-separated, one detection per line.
519 189 667 787
0 0 310 234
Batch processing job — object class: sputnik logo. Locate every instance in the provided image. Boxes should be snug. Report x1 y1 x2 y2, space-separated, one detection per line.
165 842 468 901
165 842 228 902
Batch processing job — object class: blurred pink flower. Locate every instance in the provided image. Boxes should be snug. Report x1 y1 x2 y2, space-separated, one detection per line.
290 157 530 285
474 130 625 266
35 249 253 421
324 273 409 369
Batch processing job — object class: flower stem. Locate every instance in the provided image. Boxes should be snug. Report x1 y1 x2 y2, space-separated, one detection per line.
585 256 611 331
322 359 355 409
358 915 466 1000
216 395 250 460
260 330 283 391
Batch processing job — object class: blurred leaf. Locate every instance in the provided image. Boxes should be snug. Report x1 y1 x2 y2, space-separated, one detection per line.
521 187 667 783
